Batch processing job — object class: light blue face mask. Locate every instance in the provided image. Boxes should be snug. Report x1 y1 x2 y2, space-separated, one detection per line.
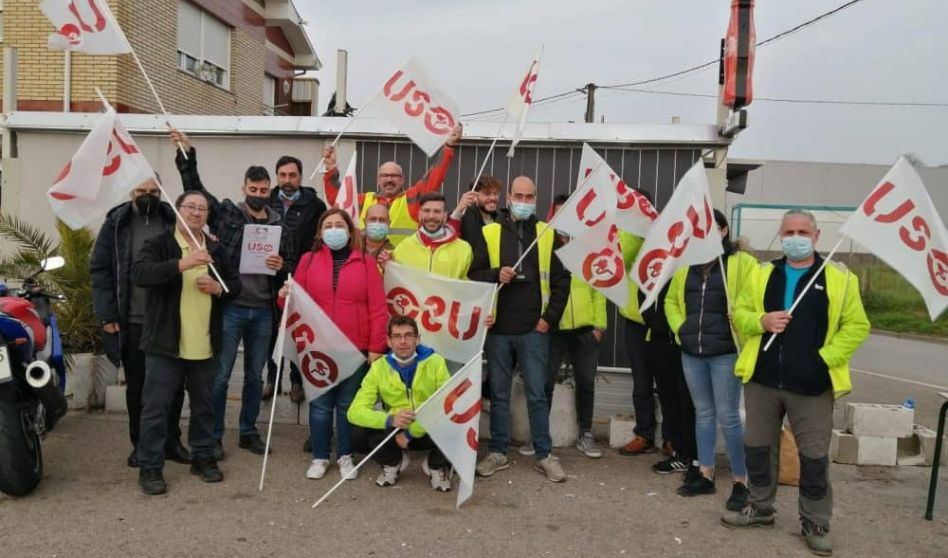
365 222 389 241
322 228 349 250
782 235 814 261
510 202 536 220
278 189 301 203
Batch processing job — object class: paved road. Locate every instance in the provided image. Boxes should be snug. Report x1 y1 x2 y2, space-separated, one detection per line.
851 333 947 389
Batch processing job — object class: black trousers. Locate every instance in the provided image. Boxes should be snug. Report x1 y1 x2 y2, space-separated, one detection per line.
623 319 656 440
546 329 599 432
123 323 184 451
649 334 696 461
351 425 449 470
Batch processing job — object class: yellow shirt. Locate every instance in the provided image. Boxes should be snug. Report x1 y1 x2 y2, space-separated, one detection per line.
175 230 213 360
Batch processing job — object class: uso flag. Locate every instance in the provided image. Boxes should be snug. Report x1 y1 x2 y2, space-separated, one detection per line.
384 263 494 365
277 280 366 403
839 156 948 320
555 218 629 308
40 0 131 54
47 109 155 230
505 47 542 158
334 152 360 222
378 58 460 157
414 354 482 508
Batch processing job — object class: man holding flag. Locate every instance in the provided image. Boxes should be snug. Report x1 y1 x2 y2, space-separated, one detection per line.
321 123 463 246
347 316 454 491
721 209 869 557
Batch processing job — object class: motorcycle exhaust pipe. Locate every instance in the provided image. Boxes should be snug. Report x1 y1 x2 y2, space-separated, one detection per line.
25 361 68 430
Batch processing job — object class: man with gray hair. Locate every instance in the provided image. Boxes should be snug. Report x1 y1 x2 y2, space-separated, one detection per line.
721 209 870 557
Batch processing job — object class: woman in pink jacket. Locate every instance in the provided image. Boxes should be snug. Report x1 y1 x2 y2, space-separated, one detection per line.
279 208 387 481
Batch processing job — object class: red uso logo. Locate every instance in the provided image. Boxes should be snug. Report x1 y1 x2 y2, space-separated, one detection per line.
386 287 483 340
519 62 539 104
57 0 108 45
387 287 420 318
382 70 456 136
49 127 141 201
443 378 481 451
582 246 624 289
861 181 948 296
285 311 340 388
616 181 658 220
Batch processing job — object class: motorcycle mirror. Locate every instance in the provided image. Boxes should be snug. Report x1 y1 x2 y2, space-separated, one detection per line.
40 256 65 272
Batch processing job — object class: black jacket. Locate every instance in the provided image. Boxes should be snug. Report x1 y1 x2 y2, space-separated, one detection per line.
130 230 239 358
752 254 831 395
459 205 495 255
677 261 736 357
90 200 178 363
468 210 570 335
268 184 327 262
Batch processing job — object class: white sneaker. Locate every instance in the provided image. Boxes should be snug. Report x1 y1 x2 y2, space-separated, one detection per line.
306 458 330 479
429 467 452 492
375 452 410 487
337 454 358 481
518 443 535 456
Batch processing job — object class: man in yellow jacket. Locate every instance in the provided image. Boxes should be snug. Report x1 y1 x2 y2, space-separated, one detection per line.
721 210 869 558
391 192 473 279
348 316 453 491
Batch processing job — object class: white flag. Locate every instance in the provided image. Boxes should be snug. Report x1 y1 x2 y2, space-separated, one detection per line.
631 161 723 310
384 263 493 364
506 47 542 157
414 355 482 508
335 153 360 222
47 111 155 230
839 157 948 320
378 58 460 157
575 144 657 236
278 281 366 403
553 145 617 238
40 0 131 54
555 218 629 308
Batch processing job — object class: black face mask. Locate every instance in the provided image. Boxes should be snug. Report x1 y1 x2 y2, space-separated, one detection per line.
245 196 269 212
134 194 159 215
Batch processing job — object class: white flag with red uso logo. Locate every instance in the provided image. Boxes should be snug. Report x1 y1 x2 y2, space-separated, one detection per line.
414 354 482 508
383 263 493 364
40 0 131 54
555 218 629 308
839 157 948 320
47 110 155 230
506 47 542 157
378 58 460 157
632 161 723 311
278 281 365 403
334 152 360 222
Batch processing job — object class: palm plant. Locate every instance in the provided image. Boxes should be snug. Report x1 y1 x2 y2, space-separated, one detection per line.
0 213 101 355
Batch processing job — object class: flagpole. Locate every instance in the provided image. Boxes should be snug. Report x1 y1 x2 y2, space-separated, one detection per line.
469 116 510 190
156 183 230 293
718 255 741 353
312 352 483 509
259 277 293 491
761 237 845 352
309 90 383 181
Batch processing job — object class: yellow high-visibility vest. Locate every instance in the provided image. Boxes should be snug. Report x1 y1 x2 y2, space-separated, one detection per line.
482 221 553 312
361 192 416 246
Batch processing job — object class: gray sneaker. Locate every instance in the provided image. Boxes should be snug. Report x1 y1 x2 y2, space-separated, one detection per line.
375 452 410 487
576 431 602 458
476 452 510 477
535 455 566 482
720 504 776 529
801 518 832 556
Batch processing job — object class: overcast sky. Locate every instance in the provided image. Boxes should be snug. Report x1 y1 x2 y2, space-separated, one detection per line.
296 0 948 166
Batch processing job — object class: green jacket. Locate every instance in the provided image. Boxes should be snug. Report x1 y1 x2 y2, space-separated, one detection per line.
617 231 645 324
559 276 608 331
347 348 451 439
732 259 870 399
665 250 758 345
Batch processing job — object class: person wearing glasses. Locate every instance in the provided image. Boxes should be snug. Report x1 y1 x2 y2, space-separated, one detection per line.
347 315 453 491
131 190 239 495
320 124 463 246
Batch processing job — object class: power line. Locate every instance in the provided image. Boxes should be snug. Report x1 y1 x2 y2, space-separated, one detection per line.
598 86 948 108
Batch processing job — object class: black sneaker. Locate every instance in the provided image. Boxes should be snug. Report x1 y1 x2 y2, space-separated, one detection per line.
677 475 715 496
190 458 224 483
213 440 225 461
127 449 139 468
139 468 167 495
652 454 688 474
683 464 701 486
726 482 749 511
801 518 833 556
239 433 270 455
165 441 192 464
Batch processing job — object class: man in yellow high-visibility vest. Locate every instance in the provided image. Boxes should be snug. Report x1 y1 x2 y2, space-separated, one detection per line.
392 192 474 279
322 125 463 245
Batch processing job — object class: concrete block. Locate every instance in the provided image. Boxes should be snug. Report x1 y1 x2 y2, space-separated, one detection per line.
915 424 948 467
509 376 531 445
256 394 300 427
550 383 579 448
64 365 91 411
831 430 896 466
609 415 636 449
896 434 925 466
105 385 127 413
844 403 913 438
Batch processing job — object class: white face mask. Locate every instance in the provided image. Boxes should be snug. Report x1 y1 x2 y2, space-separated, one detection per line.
392 351 417 365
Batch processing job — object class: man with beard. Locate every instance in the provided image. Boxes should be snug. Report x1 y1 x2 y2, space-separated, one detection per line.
91 175 191 469
392 192 473 279
459 175 500 250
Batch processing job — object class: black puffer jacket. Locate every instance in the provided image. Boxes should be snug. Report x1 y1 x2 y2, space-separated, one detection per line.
677 260 736 357
268 186 327 261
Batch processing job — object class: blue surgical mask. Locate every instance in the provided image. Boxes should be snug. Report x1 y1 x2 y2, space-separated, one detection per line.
322 228 349 250
510 202 536 220
365 222 389 242
782 235 814 261
278 189 301 203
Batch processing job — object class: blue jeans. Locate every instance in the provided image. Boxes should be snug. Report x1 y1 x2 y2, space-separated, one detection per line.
309 362 369 460
485 330 552 459
681 352 746 478
213 303 272 438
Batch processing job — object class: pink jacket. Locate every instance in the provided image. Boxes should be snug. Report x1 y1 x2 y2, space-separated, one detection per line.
283 247 388 354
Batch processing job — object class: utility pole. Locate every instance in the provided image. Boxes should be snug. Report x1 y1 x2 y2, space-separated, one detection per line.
583 83 597 123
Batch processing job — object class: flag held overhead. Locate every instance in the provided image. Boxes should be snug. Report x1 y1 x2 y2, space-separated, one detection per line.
41 0 131 54
378 58 460 157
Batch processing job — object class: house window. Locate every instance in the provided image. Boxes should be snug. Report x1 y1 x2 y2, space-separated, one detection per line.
264 74 276 114
176 0 231 89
